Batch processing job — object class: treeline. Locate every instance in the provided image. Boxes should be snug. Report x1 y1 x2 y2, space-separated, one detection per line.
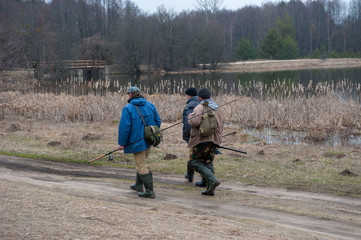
1 0 361 74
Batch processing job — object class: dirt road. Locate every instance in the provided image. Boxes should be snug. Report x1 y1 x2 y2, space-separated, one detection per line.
1 155 360 240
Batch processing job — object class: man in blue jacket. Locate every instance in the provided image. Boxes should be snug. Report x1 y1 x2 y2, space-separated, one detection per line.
118 86 161 198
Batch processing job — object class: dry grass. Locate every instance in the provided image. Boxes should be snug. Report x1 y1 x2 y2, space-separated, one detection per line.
1 82 361 136
0 92 184 122
222 95 361 134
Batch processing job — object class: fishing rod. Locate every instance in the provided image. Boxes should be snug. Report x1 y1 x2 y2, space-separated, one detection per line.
88 148 119 163
88 97 243 163
222 131 236 137
217 146 247 154
217 131 247 154
158 97 243 134
88 131 238 163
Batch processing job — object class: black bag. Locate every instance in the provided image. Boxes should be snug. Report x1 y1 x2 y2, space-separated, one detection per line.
135 106 163 147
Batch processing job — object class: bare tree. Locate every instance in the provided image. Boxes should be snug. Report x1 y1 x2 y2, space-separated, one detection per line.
154 6 179 71
348 0 361 52
49 0 80 59
196 0 223 25
1 0 360 75
0 14 22 71
196 0 224 13
118 0 145 75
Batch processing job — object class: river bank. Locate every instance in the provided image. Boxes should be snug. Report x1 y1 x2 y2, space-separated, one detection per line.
2 58 361 82
167 58 361 74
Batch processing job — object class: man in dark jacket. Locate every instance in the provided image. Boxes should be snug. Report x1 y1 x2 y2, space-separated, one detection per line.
118 86 161 198
183 87 199 184
183 87 198 142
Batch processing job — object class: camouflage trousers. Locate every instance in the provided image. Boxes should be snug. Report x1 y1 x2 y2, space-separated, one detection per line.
189 142 217 163
186 142 217 178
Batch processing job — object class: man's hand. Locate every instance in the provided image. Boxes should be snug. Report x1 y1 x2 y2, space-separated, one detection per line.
118 145 124 150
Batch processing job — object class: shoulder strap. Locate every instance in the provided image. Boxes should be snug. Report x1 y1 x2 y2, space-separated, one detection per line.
202 100 209 107
202 100 210 114
134 105 157 138
134 105 147 126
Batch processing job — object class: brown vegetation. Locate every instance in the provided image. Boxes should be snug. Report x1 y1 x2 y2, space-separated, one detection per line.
1 79 360 136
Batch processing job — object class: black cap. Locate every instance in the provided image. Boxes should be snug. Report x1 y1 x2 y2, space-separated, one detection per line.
197 87 211 99
185 87 197 96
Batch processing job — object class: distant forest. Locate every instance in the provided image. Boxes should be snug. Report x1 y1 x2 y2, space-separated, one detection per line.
1 0 361 74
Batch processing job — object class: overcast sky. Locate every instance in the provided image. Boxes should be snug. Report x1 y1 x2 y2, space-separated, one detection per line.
131 0 271 13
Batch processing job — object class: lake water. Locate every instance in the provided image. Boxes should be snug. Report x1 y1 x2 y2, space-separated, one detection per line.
10 67 361 102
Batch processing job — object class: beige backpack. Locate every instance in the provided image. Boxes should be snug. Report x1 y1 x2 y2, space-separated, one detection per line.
199 101 217 137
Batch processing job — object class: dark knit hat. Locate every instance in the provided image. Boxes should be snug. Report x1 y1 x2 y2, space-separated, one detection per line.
185 87 197 96
197 87 211 99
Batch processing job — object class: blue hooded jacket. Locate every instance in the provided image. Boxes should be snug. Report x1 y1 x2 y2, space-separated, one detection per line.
118 97 161 154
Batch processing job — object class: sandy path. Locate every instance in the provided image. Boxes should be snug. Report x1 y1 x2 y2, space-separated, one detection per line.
1 155 360 240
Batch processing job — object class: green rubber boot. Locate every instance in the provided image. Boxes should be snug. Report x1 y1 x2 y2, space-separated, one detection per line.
138 172 155 199
198 165 220 196
196 163 214 187
130 172 143 192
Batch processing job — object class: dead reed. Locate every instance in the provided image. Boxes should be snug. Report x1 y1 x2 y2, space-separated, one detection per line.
221 95 361 135
1 79 361 135
0 91 184 123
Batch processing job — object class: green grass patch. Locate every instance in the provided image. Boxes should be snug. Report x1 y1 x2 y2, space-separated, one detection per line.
0 150 86 163
1 116 360 197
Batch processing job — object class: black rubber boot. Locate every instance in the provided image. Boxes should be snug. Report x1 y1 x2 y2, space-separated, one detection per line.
130 172 143 192
195 179 206 187
138 172 155 198
185 173 194 182
185 160 194 182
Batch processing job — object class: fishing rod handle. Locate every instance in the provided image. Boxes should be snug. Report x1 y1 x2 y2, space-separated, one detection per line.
88 148 119 163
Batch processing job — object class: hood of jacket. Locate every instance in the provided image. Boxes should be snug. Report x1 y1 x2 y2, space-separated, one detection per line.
129 97 146 106
186 96 199 107
199 98 219 110
187 96 198 104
